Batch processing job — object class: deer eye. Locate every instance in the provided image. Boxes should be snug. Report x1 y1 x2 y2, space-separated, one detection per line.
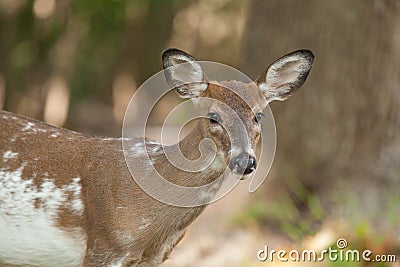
207 112 220 124
254 113 264 124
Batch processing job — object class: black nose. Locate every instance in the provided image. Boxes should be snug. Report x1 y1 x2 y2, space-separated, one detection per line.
229 152 257 175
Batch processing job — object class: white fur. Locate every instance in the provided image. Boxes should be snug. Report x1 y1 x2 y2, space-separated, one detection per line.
247 148 255 157
259 53 310 101
64 177 84 215
198 178 223 202
21 122 49 134
171 54 204 83
1 114 18 121
266 54 308 83
115 230 135 248
128 141 164 157
3 150 18 161
138 217 152 231
130 142 145 155
154 230 184 264
21 122 35 131
108 253 130 267
0 164 86 266
50 132 61 138
228 146 242 157
169 56 207 97
146 141 163 153
210 152 226 171
145 141 160 145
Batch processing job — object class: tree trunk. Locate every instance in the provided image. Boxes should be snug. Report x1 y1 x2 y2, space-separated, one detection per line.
243 0 400 228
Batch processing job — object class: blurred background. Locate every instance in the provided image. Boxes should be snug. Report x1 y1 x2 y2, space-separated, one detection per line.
0 0 399 266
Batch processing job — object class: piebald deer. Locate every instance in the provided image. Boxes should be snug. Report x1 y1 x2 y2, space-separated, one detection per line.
0 48 313 266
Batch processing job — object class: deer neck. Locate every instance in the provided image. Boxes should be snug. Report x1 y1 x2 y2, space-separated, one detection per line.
152 122 226 188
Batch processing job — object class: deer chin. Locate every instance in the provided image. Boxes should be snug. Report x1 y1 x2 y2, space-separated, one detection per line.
229 166 254 180
240 174 252 180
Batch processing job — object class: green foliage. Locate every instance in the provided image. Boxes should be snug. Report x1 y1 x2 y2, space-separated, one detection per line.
230 201 269 226
278 175 325 240
0 0 194 112
230 175 325 241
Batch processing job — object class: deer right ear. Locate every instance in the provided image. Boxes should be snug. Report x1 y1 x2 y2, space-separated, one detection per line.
256 49 314 102
162 48 208 98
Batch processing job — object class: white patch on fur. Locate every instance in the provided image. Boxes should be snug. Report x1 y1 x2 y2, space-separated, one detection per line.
209 150 227 172
138 217 152 230
50 132 61 138
198 179 223 201
154 230 184 264
198 190 216 201
3 151 18 161
115 230 135 248
20 121 49 134
130 142 145 155
108 252 130 267
210 156 225 171
65 177 84 215
145 141 163 154
146 141 160 145
0 165 86 267
228 146 242 157
247 148 255 157
1 114 19 121
21 122 35 131
101 137 120 141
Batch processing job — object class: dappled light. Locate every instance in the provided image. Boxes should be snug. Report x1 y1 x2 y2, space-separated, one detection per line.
43 76 70 126
112 73 136 123
168 0 246 63
33 0 55 19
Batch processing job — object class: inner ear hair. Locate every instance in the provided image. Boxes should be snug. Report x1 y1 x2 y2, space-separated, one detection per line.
256 49 314 102
162 48 208 98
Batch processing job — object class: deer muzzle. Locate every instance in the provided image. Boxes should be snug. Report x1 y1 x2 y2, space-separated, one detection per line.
229 151 257 175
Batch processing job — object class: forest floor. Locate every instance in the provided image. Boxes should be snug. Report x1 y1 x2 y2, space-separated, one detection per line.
163 181 296 267
163 179 400 267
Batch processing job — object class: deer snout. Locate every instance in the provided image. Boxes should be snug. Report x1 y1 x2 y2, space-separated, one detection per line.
229 152 257 175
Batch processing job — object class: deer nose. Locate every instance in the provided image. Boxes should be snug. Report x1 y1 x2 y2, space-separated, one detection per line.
229 152 257 175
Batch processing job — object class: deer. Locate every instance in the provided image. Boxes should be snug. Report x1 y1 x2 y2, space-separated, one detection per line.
0 48 314 267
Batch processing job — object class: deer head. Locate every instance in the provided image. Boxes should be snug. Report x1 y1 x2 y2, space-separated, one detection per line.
162 48 314 177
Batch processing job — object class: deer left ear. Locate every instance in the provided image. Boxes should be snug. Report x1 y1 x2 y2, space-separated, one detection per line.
256 49 314 102
162 48 208 98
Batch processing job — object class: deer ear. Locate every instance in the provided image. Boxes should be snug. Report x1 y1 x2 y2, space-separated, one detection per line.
256 49 314 102
162 48 208 98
